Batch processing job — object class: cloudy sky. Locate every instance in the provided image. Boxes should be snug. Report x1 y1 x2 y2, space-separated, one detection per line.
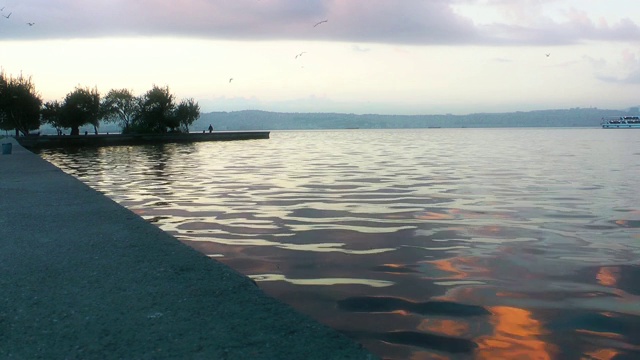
1 0 639 115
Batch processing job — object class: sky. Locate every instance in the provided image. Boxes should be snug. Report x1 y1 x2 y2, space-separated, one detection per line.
1 0 639 115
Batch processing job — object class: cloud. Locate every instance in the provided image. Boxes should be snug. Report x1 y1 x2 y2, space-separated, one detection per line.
0 0 638 46
587 50 640 84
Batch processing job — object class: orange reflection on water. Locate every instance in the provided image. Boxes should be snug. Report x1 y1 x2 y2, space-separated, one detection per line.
475 306 557 360
596 267 620 287
409 351 451 360
382 263 413 272
428 256 489 281
418 319 470 338
582 348 619 360
391 309 411 316
429 258 469 280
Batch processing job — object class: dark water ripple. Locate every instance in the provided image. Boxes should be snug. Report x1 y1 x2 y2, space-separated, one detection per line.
338 296 491 317
39 128 640 359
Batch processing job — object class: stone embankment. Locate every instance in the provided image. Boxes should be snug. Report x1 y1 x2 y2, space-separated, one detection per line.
0 137 376 359
16 131 270 150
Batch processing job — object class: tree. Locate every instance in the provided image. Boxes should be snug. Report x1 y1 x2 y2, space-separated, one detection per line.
175 98 200 133
60 86 101 136
101 88 138 132
41 100 63 135
0 72 43 136
134 85 177 133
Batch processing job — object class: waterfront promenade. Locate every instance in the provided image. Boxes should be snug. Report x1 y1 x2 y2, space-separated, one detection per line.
16 131 271 150
0 137 376 359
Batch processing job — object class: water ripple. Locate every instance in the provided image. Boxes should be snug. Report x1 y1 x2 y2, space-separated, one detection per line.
38 128 640 359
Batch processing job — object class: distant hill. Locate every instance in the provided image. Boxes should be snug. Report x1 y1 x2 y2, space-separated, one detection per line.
193 107 639 131
33 106 639 135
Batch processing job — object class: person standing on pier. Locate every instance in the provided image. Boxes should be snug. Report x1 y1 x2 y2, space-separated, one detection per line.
208 124 213 133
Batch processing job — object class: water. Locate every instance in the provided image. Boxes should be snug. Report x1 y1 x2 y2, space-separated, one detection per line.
38 128 640 360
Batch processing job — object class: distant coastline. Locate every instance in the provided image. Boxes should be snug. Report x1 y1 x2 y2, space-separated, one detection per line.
193 107 639 131
35 106 640 135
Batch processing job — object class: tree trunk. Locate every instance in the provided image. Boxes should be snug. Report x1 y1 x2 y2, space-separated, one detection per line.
70 127 80 136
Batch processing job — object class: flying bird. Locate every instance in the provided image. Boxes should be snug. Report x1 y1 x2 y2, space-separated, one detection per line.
2 12 11 19
27 22 35 26
545 53 550 57
295 52 306 59
313 19 328 27
229 78 233 83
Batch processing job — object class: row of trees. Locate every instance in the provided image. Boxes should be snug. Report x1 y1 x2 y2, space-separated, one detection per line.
0 72 200 136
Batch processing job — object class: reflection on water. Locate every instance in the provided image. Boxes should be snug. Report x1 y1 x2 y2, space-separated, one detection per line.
476 306 556 360
38 128 640 359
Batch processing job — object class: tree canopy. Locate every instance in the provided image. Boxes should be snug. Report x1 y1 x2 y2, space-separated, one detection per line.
0 72 43 136
134 85 177 133
59 86 101 136
127 85 200 134
40 101 63 134
101 88 138 132
175 98 200 133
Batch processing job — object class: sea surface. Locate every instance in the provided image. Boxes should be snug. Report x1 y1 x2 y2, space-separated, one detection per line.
38 128 640 360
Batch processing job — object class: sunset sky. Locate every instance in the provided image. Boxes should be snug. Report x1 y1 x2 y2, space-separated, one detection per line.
1 0 639 115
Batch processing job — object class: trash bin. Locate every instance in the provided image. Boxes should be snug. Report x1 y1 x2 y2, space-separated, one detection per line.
2 143 12 155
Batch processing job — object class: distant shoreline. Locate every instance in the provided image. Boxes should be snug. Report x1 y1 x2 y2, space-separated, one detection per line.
192 108 638 131
30 107 639 134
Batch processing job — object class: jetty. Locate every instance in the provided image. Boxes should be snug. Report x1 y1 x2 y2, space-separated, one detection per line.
15 131 270 150
0 137 376 359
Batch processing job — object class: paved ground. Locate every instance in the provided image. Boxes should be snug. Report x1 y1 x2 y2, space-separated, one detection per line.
0 137 377 359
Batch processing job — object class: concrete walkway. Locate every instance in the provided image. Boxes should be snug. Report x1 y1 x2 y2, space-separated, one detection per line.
0 137 376 359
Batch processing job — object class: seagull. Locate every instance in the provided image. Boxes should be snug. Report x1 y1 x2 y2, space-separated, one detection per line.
295 52 306 59
27 22 35 26
545 53 550 57
313 19 328 27
229 78 233 83
2 12 11 19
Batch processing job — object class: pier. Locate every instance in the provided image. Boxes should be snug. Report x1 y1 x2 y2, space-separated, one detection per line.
15 131 271 150
0 137 375 359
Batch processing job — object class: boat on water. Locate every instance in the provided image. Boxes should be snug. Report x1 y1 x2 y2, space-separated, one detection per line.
601 116 640 128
